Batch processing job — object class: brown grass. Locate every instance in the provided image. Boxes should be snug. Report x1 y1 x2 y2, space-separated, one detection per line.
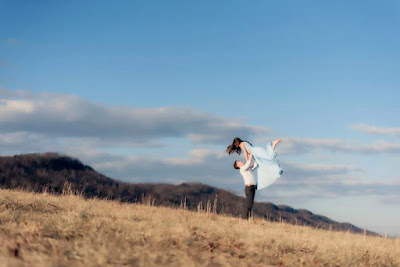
0 189 399 267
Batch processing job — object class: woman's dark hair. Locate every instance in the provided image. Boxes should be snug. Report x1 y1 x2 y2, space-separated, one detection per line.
226 137 252 155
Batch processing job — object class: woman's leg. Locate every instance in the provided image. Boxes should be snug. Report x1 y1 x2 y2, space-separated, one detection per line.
272 139 281 150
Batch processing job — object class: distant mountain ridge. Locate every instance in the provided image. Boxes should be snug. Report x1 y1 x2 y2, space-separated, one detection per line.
0 153 377 235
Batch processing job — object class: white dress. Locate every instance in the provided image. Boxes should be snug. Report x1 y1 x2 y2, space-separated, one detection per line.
244 141 283 190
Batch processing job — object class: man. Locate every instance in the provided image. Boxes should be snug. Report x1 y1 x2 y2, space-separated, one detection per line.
233 149 257 220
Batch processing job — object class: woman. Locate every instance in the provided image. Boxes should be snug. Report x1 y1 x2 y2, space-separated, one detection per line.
227 137 283 190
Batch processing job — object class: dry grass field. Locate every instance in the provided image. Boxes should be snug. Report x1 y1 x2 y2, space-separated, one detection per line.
0 189 399 267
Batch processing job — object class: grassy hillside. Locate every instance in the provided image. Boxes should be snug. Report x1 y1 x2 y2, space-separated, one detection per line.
0 189 398 266
0 153 376 235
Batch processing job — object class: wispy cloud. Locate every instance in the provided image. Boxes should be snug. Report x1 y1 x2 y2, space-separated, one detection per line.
77 150 399 204
265 178 400 203
87 149 241 188
281 162 361 184
0 88 271 145
76 149 364 197
1 87 398 204
282 137 400 154
3 88 399 156
351 123 400 138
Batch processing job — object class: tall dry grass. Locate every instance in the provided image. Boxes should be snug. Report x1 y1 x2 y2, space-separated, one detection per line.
0 188 399 266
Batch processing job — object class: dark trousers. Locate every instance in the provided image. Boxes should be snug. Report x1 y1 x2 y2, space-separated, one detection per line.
245 185 256 219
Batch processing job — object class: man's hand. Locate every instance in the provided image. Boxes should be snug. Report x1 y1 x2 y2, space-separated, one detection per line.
251 162 258 170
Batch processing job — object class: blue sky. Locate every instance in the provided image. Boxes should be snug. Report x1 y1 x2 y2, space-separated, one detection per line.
1 1 399 235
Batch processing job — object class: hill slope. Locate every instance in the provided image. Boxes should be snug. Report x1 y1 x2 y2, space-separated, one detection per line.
0 153 375 235
0 189 398 266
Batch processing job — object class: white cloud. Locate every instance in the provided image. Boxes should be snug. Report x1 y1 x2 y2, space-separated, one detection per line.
0 99 35 113
351 123 400 138
0 88 271 145
282 137 400 154
89 148 239 183
280 162 361 184
264 179 400 203
73 150 399 204
0 87 398 204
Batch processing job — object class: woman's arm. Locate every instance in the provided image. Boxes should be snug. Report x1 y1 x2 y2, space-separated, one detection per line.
248 148 253 163
241 147 253 171
240 142 250 161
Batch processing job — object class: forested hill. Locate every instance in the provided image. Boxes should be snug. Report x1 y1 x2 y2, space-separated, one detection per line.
0 153 377 235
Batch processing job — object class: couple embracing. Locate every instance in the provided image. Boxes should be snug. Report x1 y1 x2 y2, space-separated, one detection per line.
226 137 283 219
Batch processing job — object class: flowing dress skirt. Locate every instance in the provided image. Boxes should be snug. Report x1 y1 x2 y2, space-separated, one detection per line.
245 142 283 190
